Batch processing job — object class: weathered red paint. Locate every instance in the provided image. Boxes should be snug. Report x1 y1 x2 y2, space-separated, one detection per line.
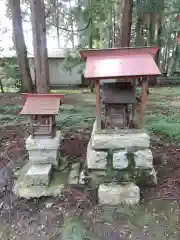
20 94 64 115
79 47 162 128
22 93 65 100
79 47 161 80
79 47 159 60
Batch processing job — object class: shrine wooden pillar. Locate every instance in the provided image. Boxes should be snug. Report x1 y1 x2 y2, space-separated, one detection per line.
95 80 101 130
132 78 136 123
140 77 148 127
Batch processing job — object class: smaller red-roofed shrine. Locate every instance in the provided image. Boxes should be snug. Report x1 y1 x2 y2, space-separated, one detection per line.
20 94 65 138
79 47 161 130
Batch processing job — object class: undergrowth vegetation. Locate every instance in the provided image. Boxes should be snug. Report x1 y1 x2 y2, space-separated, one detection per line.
57 103 95 131
146 87 180 143
0 87 180 143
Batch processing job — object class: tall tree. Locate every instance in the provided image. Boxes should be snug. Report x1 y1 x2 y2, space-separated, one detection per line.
120 0 133 47
30 0 50 93
9 0 33 92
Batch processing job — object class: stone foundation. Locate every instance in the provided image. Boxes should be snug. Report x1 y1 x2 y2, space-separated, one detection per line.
98 183 140 205
24 164 52 186
13 131 67 199
82 121 157 205
26 131 62 168
91 121 150 150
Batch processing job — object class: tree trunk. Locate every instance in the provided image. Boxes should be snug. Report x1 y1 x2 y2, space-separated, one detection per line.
135 16 141 46
168 33 179 76
154 13 162 64
56 14 60 48
115 0 123 47
120 0 133 47
147 13 154 46
113 7 116 47
161 18 172 73
9 0 33 93
0 79 4 93
108 4 113 48
30 0 50 93
54 0 60 48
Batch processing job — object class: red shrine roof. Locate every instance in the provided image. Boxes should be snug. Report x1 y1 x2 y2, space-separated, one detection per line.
20 94 65 115
79 47 161 80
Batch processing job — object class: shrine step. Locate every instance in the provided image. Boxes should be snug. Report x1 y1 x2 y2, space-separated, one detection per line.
98 183 140 205
28 150 60 169
24 164 52 186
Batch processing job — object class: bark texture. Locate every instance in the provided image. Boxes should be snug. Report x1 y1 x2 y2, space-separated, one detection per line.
9 0 33 92
30 0 50 93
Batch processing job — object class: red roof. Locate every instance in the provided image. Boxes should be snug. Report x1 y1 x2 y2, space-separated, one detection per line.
79 47 161 80
20 94 64 115
80 47 159 60
22 93 65 100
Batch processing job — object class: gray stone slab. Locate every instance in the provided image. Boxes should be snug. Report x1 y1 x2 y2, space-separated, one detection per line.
26 131 62 151
98 183 140 205
68 163 80 184
134 149 153 169
113 149 153 170
87 142 107 169
148 168 157 185
24 164 52 186
13 170 67 199
91 121 150 150
113 150 129 169
79 170 86 184
28 149 60 168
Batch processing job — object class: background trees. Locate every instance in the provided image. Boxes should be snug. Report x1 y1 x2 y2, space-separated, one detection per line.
1 0 180 92
8 0 33 92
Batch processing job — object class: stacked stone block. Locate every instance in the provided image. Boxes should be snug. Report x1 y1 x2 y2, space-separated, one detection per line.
24 131 62 186
81 121 157 205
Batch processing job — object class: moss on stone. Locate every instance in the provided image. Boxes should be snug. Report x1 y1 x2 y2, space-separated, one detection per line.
87 148 156 187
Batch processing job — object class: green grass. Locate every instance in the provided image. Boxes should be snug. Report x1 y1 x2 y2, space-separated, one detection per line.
2 105 22 113
145 87 180 142
0 87 180 143
0 114 26 126
146 115 180 142
56 103 95 131
149 87 180 98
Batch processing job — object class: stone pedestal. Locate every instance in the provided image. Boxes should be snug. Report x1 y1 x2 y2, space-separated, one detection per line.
13 131 66 199
26 131 62 168
81 121 157 205
98 183 140 205
24 164 52 186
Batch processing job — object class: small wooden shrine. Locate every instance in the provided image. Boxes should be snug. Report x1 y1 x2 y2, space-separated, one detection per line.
79 47 161 131
20 93 65 138
101 81 136 129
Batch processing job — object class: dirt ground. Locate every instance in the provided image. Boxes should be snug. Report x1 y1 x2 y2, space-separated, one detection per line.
0 92 180 239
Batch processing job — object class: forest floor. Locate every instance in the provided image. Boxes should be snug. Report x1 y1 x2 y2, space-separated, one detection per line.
0 88 180 239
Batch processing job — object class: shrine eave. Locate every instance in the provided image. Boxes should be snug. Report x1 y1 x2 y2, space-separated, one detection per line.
22 93 65 100
82 53 161 80
79 46 159 60
20 97 61 115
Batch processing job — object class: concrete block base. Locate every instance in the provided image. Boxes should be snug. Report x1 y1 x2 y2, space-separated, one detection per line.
91 121 150 150
28 150 60 169
87 142 107 169
26 131 62 168
26 131 62 150
13 163 68 199
24 164 52 186
68 163 81 184
98 183 140 205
